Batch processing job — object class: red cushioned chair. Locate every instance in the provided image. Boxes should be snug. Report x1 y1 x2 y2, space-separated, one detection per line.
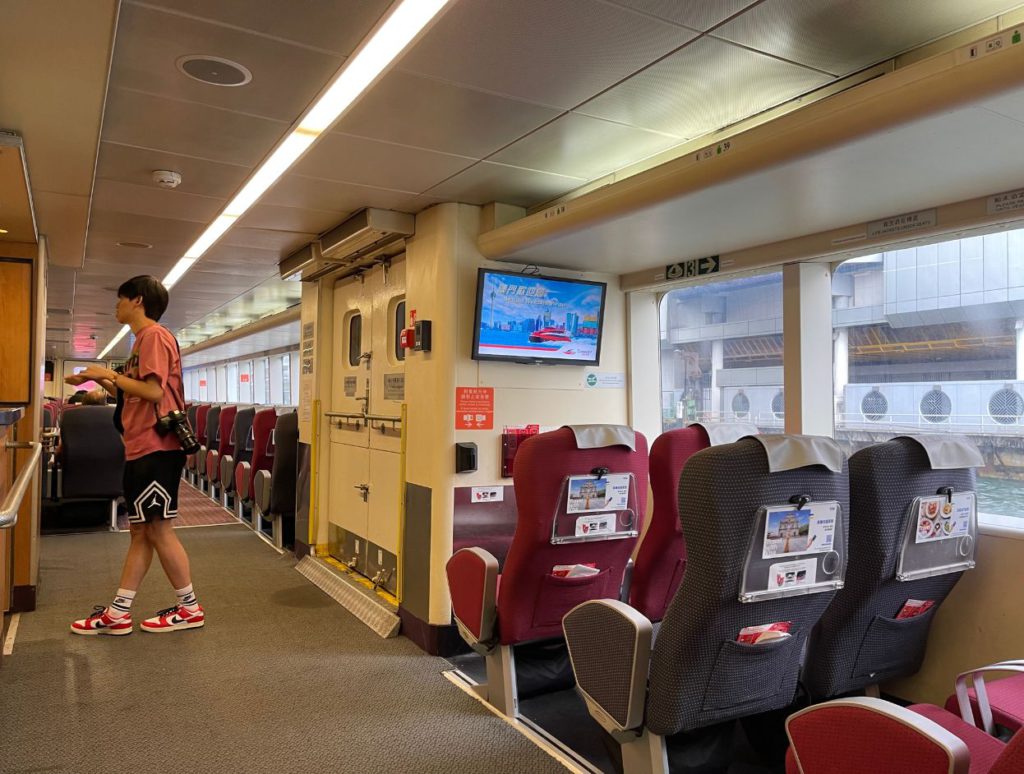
944 661 1024 736
628 425 706 621
205 405 237 502
446 425 648 717
785 696 1023 774
234 408 277 524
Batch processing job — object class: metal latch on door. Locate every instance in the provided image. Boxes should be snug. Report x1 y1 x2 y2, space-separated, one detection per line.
353 483 370 502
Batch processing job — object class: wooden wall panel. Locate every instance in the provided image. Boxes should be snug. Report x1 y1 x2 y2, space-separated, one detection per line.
0 259 32 405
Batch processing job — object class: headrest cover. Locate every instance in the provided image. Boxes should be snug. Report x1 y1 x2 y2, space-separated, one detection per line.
688 421 759 446
894 435 984 470
745 434 844 473
564 424 636 451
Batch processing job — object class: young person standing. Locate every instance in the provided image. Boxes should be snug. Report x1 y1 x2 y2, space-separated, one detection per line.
66 275 205 635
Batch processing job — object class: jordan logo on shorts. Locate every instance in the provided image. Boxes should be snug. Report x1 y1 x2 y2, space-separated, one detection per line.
134 481 171 520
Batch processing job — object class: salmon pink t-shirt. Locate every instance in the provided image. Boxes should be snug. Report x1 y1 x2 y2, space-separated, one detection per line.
121 324 185 461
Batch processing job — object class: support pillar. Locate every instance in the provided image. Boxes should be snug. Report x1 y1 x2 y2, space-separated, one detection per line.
782 263 834 437
710 338 724 418
1016 320 1024 381
834 327 849 415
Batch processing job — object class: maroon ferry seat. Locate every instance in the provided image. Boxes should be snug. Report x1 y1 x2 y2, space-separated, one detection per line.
944 661 1024 736
784 696 1022 774
234 407 277 516
446 425 648 716
206 404 237 495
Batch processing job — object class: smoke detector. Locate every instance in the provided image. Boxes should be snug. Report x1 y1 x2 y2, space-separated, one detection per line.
152 170 182 189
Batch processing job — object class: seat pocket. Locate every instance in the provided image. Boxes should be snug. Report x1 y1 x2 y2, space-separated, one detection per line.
851 609 936 680
531 569 612 628
701 636 799 711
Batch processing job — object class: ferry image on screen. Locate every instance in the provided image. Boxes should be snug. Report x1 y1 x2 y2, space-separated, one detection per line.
474 271 605 364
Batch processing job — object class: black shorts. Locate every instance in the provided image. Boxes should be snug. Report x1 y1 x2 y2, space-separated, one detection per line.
124 450 187 523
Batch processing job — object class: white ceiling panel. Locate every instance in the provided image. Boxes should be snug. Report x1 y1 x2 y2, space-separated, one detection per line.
96 141 250 199
713 0 1024 77
85 209 202 254
399 0 695 110
263 173 441 216
138 0 392 58
200 244 282 269
102 88 287 167
577 36 831 139
292 132 475 193
237 203 348 235
333 69 563 158
424 161 586 208
223 227 316 254
604 0 760 32
490 112 683 180
91 179 224 224
500 94 1024 273
112 3 342 123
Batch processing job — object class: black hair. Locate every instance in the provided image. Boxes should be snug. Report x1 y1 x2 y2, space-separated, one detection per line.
117 275 169 321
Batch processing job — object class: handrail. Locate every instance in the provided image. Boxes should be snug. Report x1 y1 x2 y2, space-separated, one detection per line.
1 441 42 529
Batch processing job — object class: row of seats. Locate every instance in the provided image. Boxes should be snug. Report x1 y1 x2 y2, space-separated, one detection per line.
184 403 298 548
446 424 1017 771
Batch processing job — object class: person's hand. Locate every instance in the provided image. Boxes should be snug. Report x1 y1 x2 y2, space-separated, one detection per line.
77 365 117 382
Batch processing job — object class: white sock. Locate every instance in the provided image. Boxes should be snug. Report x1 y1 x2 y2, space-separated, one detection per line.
108 588 136 619
175 584 199 613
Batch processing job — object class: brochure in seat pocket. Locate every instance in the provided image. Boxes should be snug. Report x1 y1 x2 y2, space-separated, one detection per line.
895 599 935 619
552 563 599 578
737 621 792 644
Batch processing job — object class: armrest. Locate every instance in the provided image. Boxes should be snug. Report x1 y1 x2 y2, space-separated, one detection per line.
955 661 1024 734
220 455 235 490
563 599 652 734
787 697 969 774
197 447 208 477
253 469 272 514
235 461 251 500
445 547 499 654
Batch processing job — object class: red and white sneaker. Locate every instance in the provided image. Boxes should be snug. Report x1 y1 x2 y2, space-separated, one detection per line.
70 605 133 636
140 605 205 633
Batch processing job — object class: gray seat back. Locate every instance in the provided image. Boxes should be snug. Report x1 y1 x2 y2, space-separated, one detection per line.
268 411 298 518
803 436 977 699
646 436 849 736
61 406 124 499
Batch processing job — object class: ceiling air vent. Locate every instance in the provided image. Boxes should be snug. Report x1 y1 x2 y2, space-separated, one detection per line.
279 208 414 282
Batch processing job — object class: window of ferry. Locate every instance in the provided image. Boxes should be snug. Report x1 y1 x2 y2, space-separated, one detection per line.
348 313 362 367
659 271 784 433
258 357 270 405
394 300 406 362
226 362 239 403
239 360 254 403
281 353 292 405
832 229 1024 523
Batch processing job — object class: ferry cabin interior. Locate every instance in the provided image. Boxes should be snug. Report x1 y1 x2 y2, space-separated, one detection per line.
3 1 1024 771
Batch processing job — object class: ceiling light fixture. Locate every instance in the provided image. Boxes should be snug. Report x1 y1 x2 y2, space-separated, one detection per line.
95 0 452 358
0 228 8 234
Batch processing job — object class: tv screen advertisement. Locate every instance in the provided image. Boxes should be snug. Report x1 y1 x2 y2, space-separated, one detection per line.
472 269 607 365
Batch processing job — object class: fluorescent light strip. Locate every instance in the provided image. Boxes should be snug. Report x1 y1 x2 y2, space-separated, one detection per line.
299 0 452 133
98 325 130 359
97 0 451 357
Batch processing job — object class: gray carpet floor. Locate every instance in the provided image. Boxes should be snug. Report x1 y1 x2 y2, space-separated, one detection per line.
0 525 567 773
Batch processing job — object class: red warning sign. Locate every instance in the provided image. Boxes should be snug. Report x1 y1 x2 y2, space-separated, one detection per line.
240 373 250 383
456 387 494 430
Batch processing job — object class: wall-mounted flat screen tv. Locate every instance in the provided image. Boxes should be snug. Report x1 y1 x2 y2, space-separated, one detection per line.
472 268 607 365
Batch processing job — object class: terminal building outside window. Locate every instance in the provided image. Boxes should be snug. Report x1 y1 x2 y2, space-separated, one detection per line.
659 229 1024 522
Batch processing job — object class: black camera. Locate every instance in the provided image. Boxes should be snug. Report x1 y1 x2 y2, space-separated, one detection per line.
156 410 200 454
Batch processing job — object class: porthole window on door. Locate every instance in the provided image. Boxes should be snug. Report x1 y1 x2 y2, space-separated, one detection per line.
394 300 406 362
348 313 362 367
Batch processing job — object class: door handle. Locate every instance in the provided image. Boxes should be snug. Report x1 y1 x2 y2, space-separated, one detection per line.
353 483 370 502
